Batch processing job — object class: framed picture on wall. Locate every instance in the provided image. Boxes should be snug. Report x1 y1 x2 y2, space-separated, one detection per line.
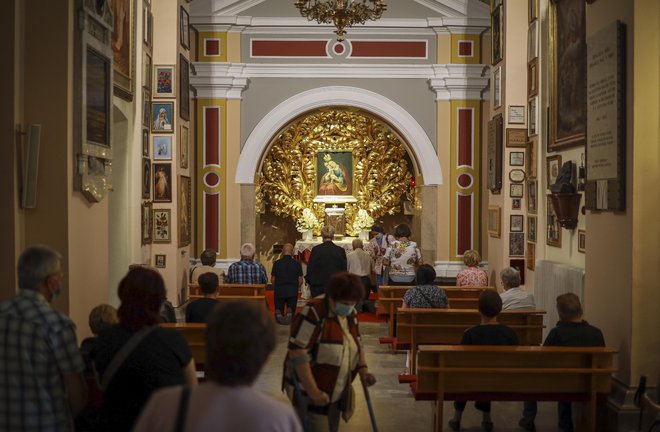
527 139 537 179
527 215 537 242
510 151 525 166
110 0 136 101
142 128 149 157
578 229 586 253
488 205 501 238
491 4 503 65
154 254 166 268
526 242 535 270
546 155 562 190
512 198 522 210
528 57 538 97
154 65 175 98
142 89 150 127
179 54 190 121
142 52 152 91
527 20 538 62
153 208 171 243
141 201 152 245
546 195 562 247
510 214 524 232
153 163 172 202
178 176 191 247
510 183 524 198
528 96 538 137
141 158 151 199
509 233 525 257
180 6 190 50
151 102 174 133
493 67 502 109
180 125 189 169
153 136 172 160
527 179 538 214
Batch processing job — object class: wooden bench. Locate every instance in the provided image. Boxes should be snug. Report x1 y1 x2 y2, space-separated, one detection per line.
188 295 268 309
377 286 493 346
189 283 266 297
397 308 546 373
414 345 617 432
160 323 206 368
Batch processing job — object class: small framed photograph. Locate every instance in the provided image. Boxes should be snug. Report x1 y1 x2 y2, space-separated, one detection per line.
153 163 172 202
142 128 149 157
527 20 538 62
154 254 166 268
510 214 524 232
527 58 538 97
578 229 586 253
528 97 538 137
510 151 525 166
180 125 189 169
141 201 153 245
546 155 562 190
509 232 525 257
142 89 151 127
488 205 501 238
151 102 174 133
154 65 175 98
153 209 171 243
509 169 526 183
506 128 527 148
512 198 522 210
527 179 538 214
142 158 151 199
526 243 535 270
546 195 562 247
527 215 537 242
526 139 537 179
510 183 524 198
180 6 190 50
508 105 525 124
153 136 172 160
493 67 502 109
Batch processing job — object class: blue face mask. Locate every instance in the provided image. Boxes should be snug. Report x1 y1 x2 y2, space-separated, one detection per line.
334 302 355 317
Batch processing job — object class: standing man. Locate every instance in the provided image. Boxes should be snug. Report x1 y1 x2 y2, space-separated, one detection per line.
305 226 347 298
271 243 303 325
0 245 87 431
224 243 268 285
347 239 375 313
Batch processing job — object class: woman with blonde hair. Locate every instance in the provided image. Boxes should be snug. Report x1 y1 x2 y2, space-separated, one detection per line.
456 249 487 287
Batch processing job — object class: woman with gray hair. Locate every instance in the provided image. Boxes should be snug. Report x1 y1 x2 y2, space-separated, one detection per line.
456 249 488 287
499 267 535 310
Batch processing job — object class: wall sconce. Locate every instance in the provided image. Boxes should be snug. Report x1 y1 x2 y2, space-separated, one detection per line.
549 193 582 230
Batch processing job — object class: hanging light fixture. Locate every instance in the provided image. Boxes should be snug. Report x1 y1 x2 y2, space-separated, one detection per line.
295 0 387 41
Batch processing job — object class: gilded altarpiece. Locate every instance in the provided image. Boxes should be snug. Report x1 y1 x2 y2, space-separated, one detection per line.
256 108 414 236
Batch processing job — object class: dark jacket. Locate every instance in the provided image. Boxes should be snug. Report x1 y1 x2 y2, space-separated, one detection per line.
305 240 347 287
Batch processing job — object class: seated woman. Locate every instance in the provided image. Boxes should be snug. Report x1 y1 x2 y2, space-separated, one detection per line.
134 302 302 431
185 272 219 323
92 267 197 431
448 290 519 432
383 223 422 286
456 249 488 287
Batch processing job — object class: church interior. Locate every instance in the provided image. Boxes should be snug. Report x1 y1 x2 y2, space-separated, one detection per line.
0 0 658 430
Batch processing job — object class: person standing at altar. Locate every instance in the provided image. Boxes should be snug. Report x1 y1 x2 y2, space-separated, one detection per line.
305 226 347 298
224 243 268 285
271 243 303 325
383 223 422 286
368 224 395 288
347 239 375 313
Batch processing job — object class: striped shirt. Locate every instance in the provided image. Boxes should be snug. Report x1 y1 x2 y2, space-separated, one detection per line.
224 259 268 285
0 289 84 432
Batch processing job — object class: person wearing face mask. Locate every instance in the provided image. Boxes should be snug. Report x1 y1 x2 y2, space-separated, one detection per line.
367 224 395 289
0 245 87 431
284 272 377 432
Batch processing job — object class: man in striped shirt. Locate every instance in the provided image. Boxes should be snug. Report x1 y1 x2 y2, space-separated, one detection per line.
224 243 268 285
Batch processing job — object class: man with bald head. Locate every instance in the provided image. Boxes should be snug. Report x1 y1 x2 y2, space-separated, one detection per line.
225 243 268 285
271 243 303 324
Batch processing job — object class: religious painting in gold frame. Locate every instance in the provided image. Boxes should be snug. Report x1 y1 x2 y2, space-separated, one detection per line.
110 0 136 101
314 151 356 203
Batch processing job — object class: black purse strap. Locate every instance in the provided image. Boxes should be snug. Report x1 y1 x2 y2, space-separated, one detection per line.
174 386 191 432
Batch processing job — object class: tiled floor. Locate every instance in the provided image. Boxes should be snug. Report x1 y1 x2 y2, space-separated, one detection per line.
254 321 569 432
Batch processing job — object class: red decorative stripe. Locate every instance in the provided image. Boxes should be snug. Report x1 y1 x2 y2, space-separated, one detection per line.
251 40 328 57
457 194 472 255
205 107 219 165
458 108 473 166
350 41 426 58
205 194 219 251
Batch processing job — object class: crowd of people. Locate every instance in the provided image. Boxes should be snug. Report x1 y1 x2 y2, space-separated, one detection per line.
0 233 615 432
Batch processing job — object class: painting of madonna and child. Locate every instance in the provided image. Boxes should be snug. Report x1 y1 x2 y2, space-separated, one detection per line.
316 152 354 201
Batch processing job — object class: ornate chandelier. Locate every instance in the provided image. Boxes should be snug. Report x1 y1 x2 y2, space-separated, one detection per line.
295 0 387 42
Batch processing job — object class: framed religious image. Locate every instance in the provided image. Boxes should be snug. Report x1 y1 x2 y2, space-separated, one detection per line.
154 254 166 268
151 101 174 133
493 67 502 109
528 96 538 137
491 4 503 66
487 206 501 238
142 128 149 157
153 163 172 202
527 215 537 242
152 208 171 243
512 198 522 210
526 140 538 179
510 214 524 232
510 183 524 198
546 155 562 190
509 169 526 183
549 0 586 150
529 0 538 22
153 65 175 98
180 6 190 50
527 179 538 213
546 195 562 247
142 52 152 91
110 0 136 101
178 176 192 247
526 243 535 270
153 136 172 160
141 158 151 199
509 233 525 257
179 54 190 121
487 114 504 193
143 2 153 48
527 20 538 62
506 128 527 148
180 125 189 169
527 57 538 97
142 89 150 127
141 201 152 245
578 229 586 253
314 151 355 203
510 151 524 166
508 105 525 124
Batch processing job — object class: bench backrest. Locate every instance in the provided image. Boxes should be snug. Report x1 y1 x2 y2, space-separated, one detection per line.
160 323 206 366
189 283 266 297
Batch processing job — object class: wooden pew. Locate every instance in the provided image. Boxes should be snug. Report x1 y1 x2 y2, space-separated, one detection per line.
160 323 206 368
414 345 617 432
189 283 266 297
396 308 545 372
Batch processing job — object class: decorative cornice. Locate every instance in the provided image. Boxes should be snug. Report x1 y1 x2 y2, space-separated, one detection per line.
190 62 490 100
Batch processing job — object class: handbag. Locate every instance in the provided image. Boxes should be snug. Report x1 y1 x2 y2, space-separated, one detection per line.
174 387 191 432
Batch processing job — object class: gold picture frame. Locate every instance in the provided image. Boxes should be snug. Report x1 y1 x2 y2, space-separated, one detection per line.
313 150 357 204
110 0 137 101
488 205 501 238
